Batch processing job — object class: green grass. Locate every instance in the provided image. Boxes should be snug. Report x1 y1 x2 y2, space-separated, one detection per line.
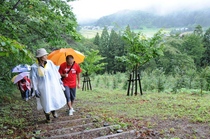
133 27 171 37
79 29 104 38
77 73 210 124
79 27 172 39
77 89 210 123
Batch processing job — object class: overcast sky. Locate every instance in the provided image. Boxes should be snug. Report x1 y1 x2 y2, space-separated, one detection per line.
69 0 210 23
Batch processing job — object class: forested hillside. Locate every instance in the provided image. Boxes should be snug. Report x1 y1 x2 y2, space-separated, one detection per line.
94 9 210 29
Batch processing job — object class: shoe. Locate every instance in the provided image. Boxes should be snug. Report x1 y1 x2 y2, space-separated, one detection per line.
46 119 51 123
68 109 73 116
45 113 50 123
52 111 58 118
25 98 29 101
71 108 75 112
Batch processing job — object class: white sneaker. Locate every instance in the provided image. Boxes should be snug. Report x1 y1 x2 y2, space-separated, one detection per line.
69 109 73 116
71 108 75 112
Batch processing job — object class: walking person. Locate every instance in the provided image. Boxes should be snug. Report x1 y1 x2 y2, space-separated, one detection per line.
30 48 66 123
59 55 81 116
17 77 31 101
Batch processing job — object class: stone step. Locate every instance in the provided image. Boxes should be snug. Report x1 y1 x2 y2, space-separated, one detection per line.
46 125 120 139
42 122 104 137
36 117 94 130
27 108 92 124
24 100 140 139
28 110 87 122
93 130 137 139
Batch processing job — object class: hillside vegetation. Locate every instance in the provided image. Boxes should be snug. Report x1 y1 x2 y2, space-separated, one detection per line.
93 9 210 29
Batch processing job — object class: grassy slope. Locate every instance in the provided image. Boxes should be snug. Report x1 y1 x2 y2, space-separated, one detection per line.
76 88 210 123
79 27 171 38
1 73 210 138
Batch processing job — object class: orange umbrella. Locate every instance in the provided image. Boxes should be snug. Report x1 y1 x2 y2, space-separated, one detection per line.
47 48 85 66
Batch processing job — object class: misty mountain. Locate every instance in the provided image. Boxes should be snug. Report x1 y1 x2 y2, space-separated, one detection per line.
89 9 210 29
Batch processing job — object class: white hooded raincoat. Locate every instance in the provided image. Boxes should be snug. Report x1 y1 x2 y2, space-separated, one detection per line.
30 60 66 113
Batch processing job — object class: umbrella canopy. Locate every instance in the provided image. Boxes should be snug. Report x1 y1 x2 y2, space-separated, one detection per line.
11 75 18 83
12 64 31 73
47 48 85 66
13 72 30 84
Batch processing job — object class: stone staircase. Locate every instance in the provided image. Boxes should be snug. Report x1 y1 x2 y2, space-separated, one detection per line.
27 99 139 139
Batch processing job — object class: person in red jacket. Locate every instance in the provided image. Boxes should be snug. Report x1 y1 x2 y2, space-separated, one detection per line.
17 77 31 101
59 55 82 116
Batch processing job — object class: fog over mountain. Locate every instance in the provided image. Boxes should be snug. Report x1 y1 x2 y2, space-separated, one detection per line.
79 8 210 29
69 0 210 24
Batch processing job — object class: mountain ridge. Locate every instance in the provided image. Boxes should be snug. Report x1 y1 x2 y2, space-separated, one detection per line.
80 8 210 29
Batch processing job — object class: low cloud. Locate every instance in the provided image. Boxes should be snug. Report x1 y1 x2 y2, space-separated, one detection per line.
69 0 210 22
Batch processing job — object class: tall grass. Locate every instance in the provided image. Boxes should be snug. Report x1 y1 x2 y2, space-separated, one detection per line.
88 71 210 94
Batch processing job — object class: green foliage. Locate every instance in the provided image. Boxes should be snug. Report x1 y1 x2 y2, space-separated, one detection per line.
116 72 122 83
122 80 128 90
0 35 33 96
0 0 80 50
185 69 197 89
117 28 164 72
152 36 196 75
112 77 117 90
181 34 205 68
0 0 79 101
201 27 210 66
199 66 210 94
95 76 100 88
93 32 100 46
96 27 127 73
140 69 166 92
194 25 203 37
81 49 106 75
0 35 33 60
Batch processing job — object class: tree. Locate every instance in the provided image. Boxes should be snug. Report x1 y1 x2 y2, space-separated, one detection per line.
80 49 106 90
201 28 210 67
107 29 121 73
0 0 80 51
0 0 79 98
93 32 100 46
0 35 33 96
194 25 203 37
81 49 106 75
98 27 109 72
118 29 164 95
181 34 205 68
152 36 183 74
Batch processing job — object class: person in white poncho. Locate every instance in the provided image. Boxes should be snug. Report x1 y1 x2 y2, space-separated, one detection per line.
30 48 66 123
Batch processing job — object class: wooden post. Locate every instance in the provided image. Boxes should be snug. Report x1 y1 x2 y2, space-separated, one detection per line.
82 76 85 91
82 72 93 91
86 76 89 90
89 77 92 90
127 73 132 96
138 73 143 95
131 69 135 96
135 65 138 96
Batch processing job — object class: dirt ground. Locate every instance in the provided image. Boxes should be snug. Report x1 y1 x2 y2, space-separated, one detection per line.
1 98 210 139
125 116 210 139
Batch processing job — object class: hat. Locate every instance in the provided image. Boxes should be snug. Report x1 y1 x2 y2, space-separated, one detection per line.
36 48 49 58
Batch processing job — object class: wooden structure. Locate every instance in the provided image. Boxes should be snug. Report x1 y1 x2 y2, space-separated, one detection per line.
82 72 92 91
127 66 143 96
